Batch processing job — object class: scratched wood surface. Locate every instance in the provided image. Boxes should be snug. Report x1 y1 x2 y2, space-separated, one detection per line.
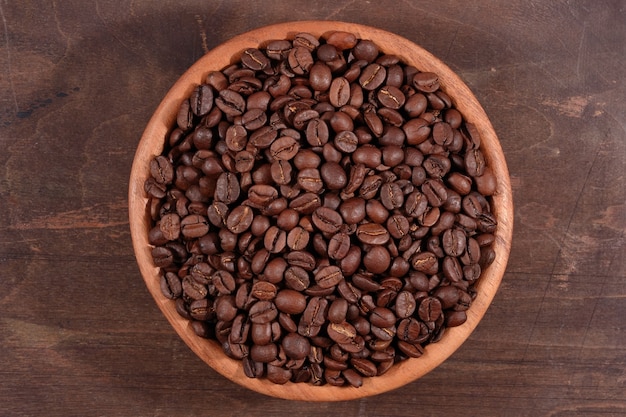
1 1 624 416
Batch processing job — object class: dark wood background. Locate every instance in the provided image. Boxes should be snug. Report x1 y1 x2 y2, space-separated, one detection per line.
1 1 624 416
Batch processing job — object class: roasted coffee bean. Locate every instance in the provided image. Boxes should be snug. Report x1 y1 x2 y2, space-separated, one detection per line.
297 168 323 193
214 172 240 204
327 232 351 260
282 332 311 359
412 72 440 93
363 246 391 274
334 130 359 153
225 206 253 234
380 182 404 210
150 156 174 185
312 207 343 234
215 89 246 116
418 296 443 322
359 63 386 90
443 228 467 257
314 265 343 289
160 272 182 299
286 226 310 251
337 197 365 225
320 162 348 190
270 136 300 161
264 226 287 253
356 223 390 245
190 84 214 117
329 77 351 107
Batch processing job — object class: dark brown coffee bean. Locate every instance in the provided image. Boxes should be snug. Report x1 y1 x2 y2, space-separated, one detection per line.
403 117 431 145
179 214 209 239
241 47 270 70
380 182 404 210
213 270 236 295
312 207 343 234
288 46 314 75
270 136 300 161
359 63 386 90
264 226 287 253
297 168 323 193
285 250 316 271
214 172 240 204
365 199 389 224
465 148 486 177
150 156 174 185
320 162 347 190
418 296 442 322
326 31 358 50
225 206 253 234
328 232 351 260
386 214 410 239
412 72 440 93
327 321 357 344
159 213 181 241
446 310 467 327
189 84 214 117
410 244 438 271
329 77 350 107
286 226 310 251
395 317 421 343
422 179 448 207
377 85 405 109
356 223 390 245
339 246 362 277
394 290 416 319
249 125 277 148
334 130 358 153
314 265 343 289
274 289 307 315
249 300 278 324
160 272 182 299
363 246 391 274
443 228 467 257
283 266 310 292
338 197 366 224
215 89 245 116
302 296 328 327
352 145 382 168
248 184 278 207
282 332 311 360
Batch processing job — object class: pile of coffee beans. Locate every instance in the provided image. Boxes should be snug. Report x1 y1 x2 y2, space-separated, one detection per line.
144 31 498 387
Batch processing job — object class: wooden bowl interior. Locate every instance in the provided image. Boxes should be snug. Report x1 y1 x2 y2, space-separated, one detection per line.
128 21 513 401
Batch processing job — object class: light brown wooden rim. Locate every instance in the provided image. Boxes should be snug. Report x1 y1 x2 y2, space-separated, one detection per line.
128 21 514 401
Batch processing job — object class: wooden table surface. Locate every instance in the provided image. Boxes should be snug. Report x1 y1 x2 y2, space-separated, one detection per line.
1 1 624 416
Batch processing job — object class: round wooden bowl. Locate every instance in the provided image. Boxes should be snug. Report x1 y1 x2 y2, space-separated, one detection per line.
129 21 513 401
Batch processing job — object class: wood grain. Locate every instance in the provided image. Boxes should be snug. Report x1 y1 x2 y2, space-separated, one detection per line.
1 0 624 415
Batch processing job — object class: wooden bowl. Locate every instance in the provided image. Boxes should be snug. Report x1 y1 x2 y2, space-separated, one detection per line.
128 21 513 401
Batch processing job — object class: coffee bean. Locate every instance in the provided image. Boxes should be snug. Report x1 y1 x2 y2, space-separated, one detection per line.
363 246 391 274
320 162 347 190
418 296 443 322
225 206 253 234
286 226 310 251
327 232 351 260
312 207 343 234
380 182 404 210
314 265 343 289
270 136 300 160
356 223 390 245
264 226 287 253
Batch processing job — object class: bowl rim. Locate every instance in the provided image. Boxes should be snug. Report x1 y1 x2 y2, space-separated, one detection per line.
128 20 514 401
